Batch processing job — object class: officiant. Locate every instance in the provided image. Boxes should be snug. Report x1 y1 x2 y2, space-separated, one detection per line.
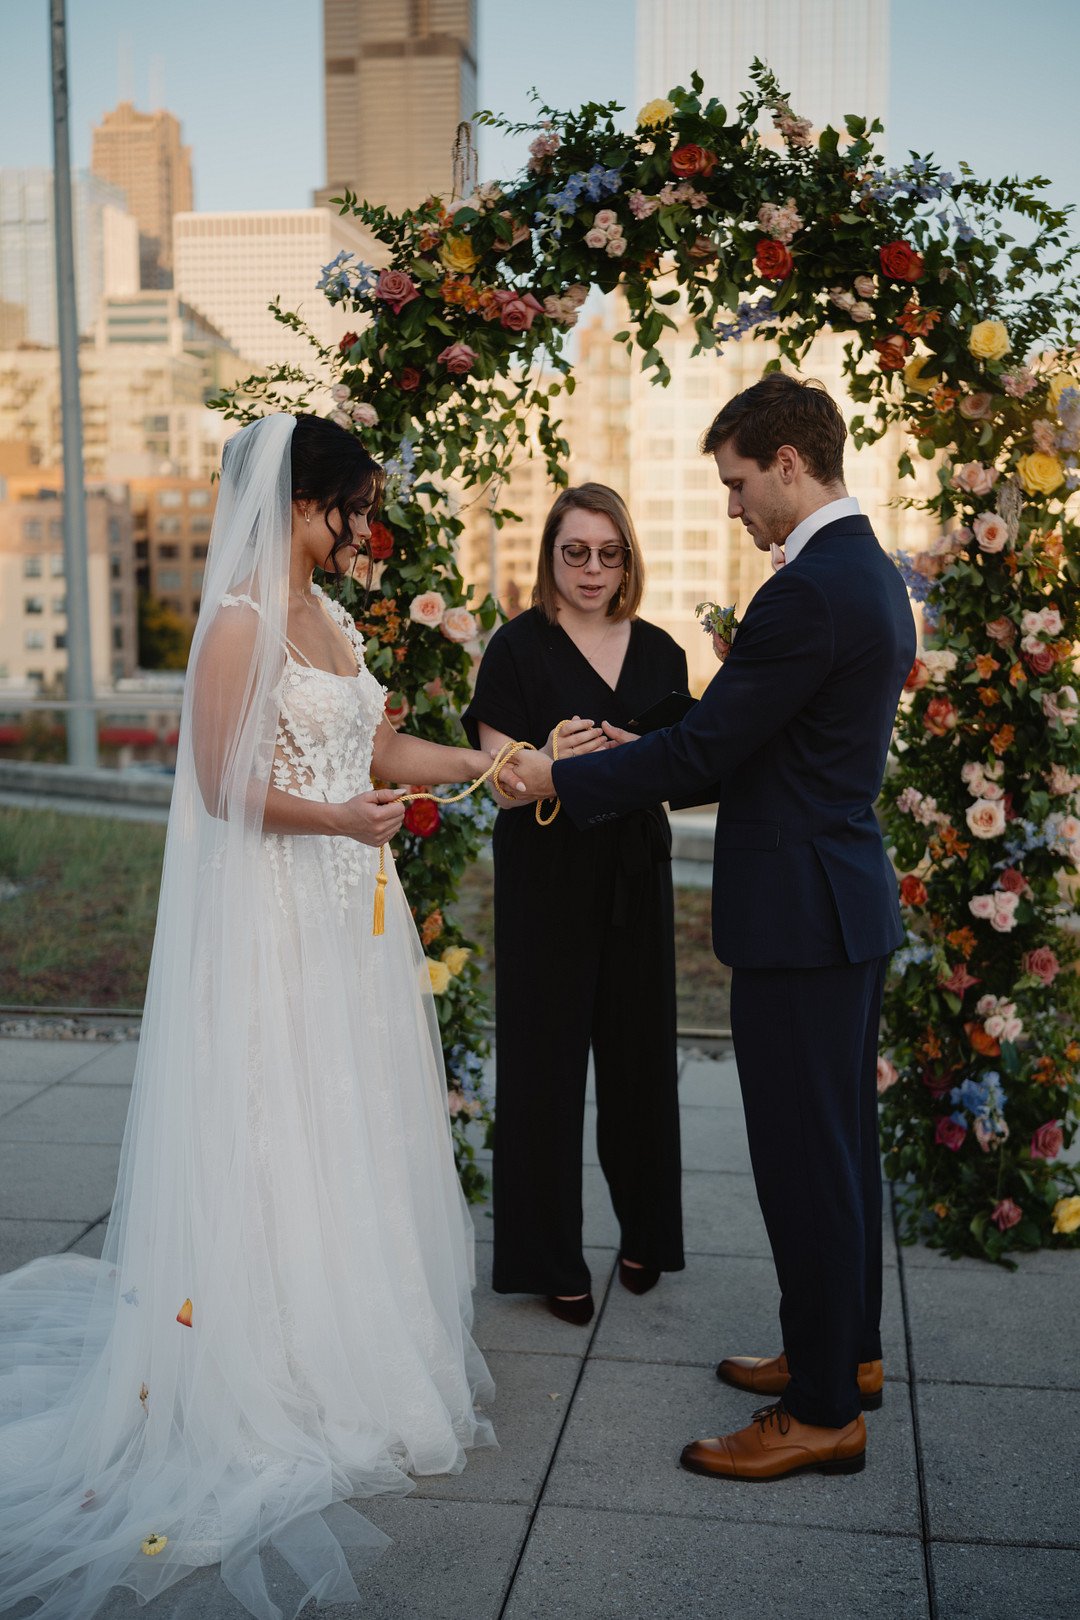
463 483 686 1323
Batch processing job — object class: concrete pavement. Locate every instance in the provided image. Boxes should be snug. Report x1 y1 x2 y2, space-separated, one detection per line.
0 1033 1078 1619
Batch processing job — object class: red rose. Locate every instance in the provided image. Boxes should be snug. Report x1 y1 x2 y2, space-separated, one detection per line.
367 521 394 560
935 1115 967 1152
670 144 717 178
923 696 958 736
398 367 422 392
1022 946 1060 984
900 874 928 907
403 799 441 838
879 240 925 281
338 331 359 354
1030 1120 1064 1161
904 658 930 691
873 334 912 371
991 1198 1023 1232
754 239 794 280
998 866 1030 896
922 1069 950 1098
1025 644 1056 676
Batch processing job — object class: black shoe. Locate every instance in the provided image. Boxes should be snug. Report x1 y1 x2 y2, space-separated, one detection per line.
618 1256 661 1295
546 1292 595 1325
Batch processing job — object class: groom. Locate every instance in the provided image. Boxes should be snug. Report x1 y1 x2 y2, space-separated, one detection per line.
505 373 916 1479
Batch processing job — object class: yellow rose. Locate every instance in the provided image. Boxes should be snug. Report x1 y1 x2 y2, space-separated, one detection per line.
1048 372 1080 412
1016 451 1065 496
439 234 480 274
441 946 471 977
968 320 1011 362
903 355 938 396
637 97 677 128
1052 1195 1080 1234
426 958 452 995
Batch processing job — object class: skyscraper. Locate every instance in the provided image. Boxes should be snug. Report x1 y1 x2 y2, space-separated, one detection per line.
320 0 478 212
91 102 194 288
0 169 139 346
636 0 889 130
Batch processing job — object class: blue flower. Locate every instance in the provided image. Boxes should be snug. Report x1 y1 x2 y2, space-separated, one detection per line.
956 221 975 243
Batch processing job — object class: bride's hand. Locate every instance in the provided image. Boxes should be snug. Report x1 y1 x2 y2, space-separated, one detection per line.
546 715 608 760
336 788 407 846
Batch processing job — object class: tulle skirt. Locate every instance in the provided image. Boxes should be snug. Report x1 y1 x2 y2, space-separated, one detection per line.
0 835 495 1619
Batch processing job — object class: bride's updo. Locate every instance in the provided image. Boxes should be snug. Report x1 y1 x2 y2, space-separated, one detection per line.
290 413 385 580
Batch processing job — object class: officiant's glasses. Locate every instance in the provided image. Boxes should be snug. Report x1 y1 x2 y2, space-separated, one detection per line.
558 542 628 568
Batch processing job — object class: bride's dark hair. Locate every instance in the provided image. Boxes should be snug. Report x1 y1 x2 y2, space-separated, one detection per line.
290 413 385 581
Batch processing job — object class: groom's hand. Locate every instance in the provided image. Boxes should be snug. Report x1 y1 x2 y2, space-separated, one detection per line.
500 747 555 800
600 722 637 746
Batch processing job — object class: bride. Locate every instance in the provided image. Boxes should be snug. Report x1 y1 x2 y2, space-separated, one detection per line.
0 413 498 1619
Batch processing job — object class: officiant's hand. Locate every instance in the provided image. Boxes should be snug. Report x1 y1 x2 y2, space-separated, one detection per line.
546 715 607 760
599 722 637 747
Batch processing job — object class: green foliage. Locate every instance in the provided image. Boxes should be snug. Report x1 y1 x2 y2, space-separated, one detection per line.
137 594 192 671
213 64 1080 1248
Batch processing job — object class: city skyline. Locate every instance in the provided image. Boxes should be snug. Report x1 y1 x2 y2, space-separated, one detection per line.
0 2 1078 226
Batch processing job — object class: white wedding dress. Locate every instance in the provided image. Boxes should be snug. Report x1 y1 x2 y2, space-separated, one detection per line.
0 417 494 1620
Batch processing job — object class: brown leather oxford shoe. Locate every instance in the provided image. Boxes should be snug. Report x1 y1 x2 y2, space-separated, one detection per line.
680 1402 866 1481
715 1352 884 1411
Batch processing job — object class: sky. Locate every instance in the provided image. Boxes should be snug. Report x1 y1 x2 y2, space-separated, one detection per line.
0 1 1076 225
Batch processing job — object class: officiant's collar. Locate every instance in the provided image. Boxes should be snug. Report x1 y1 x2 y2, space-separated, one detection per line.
783 495 861 565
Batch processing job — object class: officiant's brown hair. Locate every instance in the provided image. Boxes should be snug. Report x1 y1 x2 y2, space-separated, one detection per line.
701 373 847 485
532 483 645 623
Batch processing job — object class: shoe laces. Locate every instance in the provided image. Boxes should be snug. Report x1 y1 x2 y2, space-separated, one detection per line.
751 1401 791 1436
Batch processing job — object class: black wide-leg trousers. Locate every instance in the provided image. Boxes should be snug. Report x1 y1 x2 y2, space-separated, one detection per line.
729 956 886 1429
490 822 684 1297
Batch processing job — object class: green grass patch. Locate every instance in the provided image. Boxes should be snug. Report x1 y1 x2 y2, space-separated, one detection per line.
0 808 730 1029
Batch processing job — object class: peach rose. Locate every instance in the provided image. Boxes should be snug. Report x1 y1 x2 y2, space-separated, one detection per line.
408 590 446 628
440 606 478 644
374 268 420 314
952 462 999 496
1030 1120 1064 1161
924 696 958 736
438 341 480 375
973 513 1009 553
985 617 1017 646
965 799 1006 839
1022 946 1060 984
958 391 994 420
876 1056 899 1094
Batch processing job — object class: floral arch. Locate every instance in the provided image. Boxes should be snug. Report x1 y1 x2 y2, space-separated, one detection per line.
216 63 1080 1258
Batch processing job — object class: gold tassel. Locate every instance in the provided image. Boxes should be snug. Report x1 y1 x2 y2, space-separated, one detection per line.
372 846 387 936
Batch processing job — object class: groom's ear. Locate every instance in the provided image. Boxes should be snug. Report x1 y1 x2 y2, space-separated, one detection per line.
774 445 800 484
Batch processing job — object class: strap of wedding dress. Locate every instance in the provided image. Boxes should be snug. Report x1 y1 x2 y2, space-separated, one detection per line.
221 593 316 668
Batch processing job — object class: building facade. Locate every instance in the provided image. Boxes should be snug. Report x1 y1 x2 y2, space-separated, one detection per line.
128 476 217 625
320 0 478 212
0 475 137 690
0 169 139 346
90 102 194 289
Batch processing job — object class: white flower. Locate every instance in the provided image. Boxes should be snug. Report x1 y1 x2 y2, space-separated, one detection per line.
331 383 350 403
1043 686 1079 725
984 1014 1006 1038
922 649 959 685
351 402 378 427
966 799 1006 839
1042 607 1064 636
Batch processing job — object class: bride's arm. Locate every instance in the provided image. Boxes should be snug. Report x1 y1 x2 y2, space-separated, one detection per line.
370 717 491 788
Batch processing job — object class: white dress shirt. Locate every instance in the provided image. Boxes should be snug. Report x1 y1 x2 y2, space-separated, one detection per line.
782 495 862 566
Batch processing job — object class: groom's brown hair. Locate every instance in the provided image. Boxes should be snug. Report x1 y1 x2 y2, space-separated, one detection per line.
701 373 846 485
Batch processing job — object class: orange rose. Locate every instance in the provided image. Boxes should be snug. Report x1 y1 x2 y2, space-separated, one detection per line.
967 1023 1002 1058
670 144 717 178
874 334 912 371
900 874 928 906
924 696 958 735
904 658 930 691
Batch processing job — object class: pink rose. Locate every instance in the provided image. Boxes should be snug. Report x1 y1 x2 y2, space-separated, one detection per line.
352 402 379 426
593 209 618 230
584 227 608 249
1043 686 1080 725
606 236 627 258
851 301 875 322
438 341 480 376
495 291 545 332
439 606 478 644
375 268 420 314
935 1116 967 1152
854 274 876 298
1022 946 1060 984
990 892 1020 932
952 462 999 496
408 590 446 628
969 894 996 920
959 391 994 420
991 1198 1023 1231
985 617 1017 646
965 799 1006 839
1025 643 1056 676
877 1056 899 1094
1031 1120 1064 1161
973 513 1009 553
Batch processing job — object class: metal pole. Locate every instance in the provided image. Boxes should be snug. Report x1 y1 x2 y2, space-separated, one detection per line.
49 0 97 768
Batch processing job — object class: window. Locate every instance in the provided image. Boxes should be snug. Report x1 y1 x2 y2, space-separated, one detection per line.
156 516 182 536
24 596 44 615
157 543 180 559
110 555 123 579
685 374 712 399
26 669 44 685
644 500 673 520
188 489 211 509
685 500 716 520
648 589 673 609
191 569 204 592
648 560 673 579
23 556 42 578
108 518 122 545
112 626 124 651
158 489 183 508
190 516 212 535
52 596 66 615
681 589 705 609
192 544 208 560
111 590 123 616
161 598 182 614
683 531 711 551
158 570 182 590
53 632 66 651
22 518 43 541
24 629 44 650
49 555 64 577
47 518 62 542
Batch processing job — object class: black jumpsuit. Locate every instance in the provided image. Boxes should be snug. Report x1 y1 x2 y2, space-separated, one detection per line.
462 607 687 1296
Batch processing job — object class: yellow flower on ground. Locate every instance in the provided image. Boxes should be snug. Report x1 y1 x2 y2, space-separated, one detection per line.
439 234 480 274
637 97 677 128
141 1533 168 1556
968 320 1011 362
1048 372 1080 412
1016 451 1065 496
441 946 471 977
427 959 452 995
1052 1195 1080 1234
903 354 938 396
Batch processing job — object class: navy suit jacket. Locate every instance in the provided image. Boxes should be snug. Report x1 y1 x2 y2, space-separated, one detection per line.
552 515 918 970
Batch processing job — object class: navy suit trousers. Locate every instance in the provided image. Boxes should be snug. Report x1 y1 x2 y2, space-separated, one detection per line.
729 956 886 1428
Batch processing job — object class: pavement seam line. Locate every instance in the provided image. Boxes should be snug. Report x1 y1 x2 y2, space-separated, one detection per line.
892 1183 939 1620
